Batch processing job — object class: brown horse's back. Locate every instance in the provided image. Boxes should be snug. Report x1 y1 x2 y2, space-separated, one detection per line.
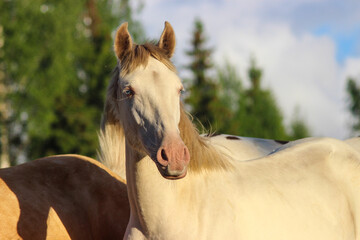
0 155 129 240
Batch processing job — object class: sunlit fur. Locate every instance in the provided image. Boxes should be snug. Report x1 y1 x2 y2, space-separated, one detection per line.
346 137 360 154
0 155 129 239
178 106 234 172
99 22 360 239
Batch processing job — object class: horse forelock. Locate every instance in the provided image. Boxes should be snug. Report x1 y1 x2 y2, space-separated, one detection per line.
119 42 176 77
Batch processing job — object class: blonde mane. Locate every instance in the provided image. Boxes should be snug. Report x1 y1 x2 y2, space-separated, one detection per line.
178 105 234 173
98 42 232 178
97 66 127 179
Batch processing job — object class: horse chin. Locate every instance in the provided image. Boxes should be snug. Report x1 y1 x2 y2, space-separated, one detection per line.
155 164 187 180
162 170 187 180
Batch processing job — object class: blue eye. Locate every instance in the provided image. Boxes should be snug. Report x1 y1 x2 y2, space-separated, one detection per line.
180 88 185 94
123 88 134 97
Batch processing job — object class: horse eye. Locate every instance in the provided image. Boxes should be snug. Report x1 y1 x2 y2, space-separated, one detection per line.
123 88 134 97
179 88 185 95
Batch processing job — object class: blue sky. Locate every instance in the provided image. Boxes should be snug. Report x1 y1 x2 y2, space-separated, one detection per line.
314 25 360 63
137 0 360 138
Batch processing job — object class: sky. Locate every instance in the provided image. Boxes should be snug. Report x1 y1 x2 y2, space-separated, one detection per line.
136 0 360 139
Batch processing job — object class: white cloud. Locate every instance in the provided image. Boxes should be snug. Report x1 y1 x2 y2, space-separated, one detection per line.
139 0 360 139
214 21 348 137
342 58 360 80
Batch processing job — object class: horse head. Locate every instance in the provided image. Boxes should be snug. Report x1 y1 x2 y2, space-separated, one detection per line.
111 22 190 180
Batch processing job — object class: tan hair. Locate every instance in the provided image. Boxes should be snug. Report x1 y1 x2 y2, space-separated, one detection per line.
179 105 234 173
118 43 176 77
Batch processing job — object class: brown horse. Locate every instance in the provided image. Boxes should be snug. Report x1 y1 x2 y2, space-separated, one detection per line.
0 154 129 239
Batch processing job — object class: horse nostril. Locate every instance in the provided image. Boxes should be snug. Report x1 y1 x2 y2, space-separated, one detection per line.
161 149 168 161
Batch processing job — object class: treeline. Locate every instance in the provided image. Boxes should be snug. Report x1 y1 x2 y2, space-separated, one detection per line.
0 0 143 165
0 1 359 166
184 19 310 140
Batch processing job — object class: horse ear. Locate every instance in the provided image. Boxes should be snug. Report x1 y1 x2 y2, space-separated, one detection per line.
158 21 176 58
114 22 133 61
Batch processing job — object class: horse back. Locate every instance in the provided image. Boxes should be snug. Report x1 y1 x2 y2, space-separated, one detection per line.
0 154 129 240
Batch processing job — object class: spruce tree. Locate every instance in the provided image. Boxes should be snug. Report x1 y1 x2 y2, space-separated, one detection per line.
346 77 360 135
288 107 310 140
238 59 287 139
185 18 220 132
216 61 243 134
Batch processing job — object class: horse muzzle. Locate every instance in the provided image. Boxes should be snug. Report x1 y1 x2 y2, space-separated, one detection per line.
155 137 190 180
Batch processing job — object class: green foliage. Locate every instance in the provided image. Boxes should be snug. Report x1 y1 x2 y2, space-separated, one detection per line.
1 3 315 164
346 77 360 135
237 60 287 139
0 0 144 162
214 61 243 134
185 18 220 131
287 107 311 140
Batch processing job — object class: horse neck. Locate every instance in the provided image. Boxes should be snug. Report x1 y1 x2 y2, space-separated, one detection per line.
125 141 185 236
124 134 233 238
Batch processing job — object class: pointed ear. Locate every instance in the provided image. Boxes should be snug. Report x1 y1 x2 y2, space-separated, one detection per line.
114 22 133 61
158 21 176 58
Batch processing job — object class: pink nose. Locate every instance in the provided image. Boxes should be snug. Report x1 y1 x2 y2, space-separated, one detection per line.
156 140 190 175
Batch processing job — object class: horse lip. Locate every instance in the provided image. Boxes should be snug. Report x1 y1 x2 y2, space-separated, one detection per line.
154 160 187 180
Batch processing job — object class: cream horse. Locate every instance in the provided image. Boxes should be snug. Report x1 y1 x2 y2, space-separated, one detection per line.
100 22 360 240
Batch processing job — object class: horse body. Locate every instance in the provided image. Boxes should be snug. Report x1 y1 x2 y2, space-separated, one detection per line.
100 21 360 239
0 155 129 239
346 137 360 153
125 132 359 240
208 134 286 161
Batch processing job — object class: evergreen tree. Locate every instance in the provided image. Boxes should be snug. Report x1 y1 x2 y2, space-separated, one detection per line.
185 18 220 132
236 59 287 139
346 77 360 135
215 61 243 134
216 59 310 139
288 107 310 140
0 0 144 163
